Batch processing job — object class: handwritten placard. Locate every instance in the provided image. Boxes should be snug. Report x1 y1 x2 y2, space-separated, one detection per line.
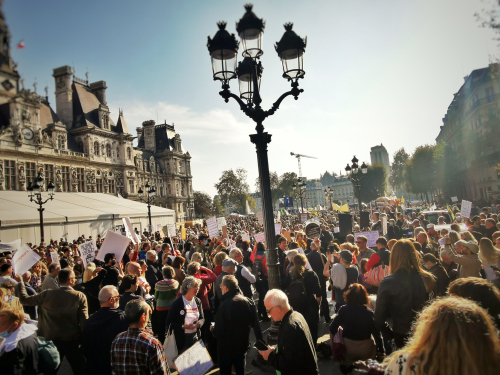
122 217 139 244
301 213 308 223
206 217 219 238
275 223 282 235
242 233 250 242
461 200 472 219
50 251 60 265
174 340 213 375
254 232 266 244
167 224 177 238
354 231 379 248
12 244 40 276
79 239 96 268
216 217 227 230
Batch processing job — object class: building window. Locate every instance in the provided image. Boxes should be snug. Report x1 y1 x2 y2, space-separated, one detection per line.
109 179 115 194
116 148 119 158
26 162 36 184
94 141 100 156
486 87 495 103
61 166 70 192
58 135 66 150
106 144 111 158
44 164 53 189
96 179 103 193
127 148 131 160
4 160 15 190
129 180 134 193
77 168 84 192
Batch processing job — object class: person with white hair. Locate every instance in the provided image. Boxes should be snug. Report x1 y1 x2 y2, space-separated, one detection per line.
258 289 319 374
83 285 129 375
145 250 163 295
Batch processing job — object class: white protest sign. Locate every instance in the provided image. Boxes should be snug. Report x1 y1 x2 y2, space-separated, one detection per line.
167 224 177 238
122 217 139 244
382 216 388 236
296 247 313 270
79 239 96 268
0 239 21 253
12 244 40 276
355 231 379 248
157 224 161 231
254 232 266 244
216 217 227 230
334 227 340 233
301 213 308 223
275 223 282 235
461 200 472 219
256 212 264 225
95 231 130 263
242 233 250 242
206 217 219 238
451 196 458 202
50 251 60 266
174 339 213 375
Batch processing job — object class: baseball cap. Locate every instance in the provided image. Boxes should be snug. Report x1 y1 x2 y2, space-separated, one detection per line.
339 250 353 264
222 258 238 267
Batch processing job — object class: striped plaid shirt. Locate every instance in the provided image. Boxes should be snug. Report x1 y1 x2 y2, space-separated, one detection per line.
111 328 169 375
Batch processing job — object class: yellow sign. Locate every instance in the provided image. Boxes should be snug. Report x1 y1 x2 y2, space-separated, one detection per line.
339 204 349 212
181 228 187 240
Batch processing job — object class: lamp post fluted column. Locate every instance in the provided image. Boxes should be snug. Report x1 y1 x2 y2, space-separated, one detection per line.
27 173 55 244
138 182 156 233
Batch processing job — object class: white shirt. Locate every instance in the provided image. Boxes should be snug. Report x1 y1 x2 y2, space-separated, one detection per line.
240 265 256 283
182 296 199 334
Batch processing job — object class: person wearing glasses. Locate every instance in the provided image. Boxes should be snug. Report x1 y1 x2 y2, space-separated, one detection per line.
16 268 88 375
83 285 129 375
111 299 169 375
355 236 375 266
258 289 319 375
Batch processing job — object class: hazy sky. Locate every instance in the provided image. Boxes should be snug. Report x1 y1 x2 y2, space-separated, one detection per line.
5 0 497 197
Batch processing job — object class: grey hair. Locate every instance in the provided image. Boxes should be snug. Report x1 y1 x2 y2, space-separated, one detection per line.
180 276 202 296
286 250 298 262
191 252 202 263
98 285 117 304
265 289 290 309
146 250 157 260
229 248 242 259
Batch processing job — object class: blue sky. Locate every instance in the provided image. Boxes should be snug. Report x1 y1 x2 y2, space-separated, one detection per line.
5 0 497 197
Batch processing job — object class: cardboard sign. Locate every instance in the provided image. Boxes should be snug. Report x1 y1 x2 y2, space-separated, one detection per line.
12 244 40 276
50 251 60 265
254 232 266 244
174 340 213 375
282 231 292 242
305 222 321 239
181 228 187 240
256 212 264 225
79 239 96 268
122 217 139 244
160 225 168 237
461 200 472 219
334 227 340 233
301 213 308 223
167 224 177 238
451 196 458 202
242 233 250 242
206 217 219 238
95 231 130 263
275 223 282 235
216 217 227 230
354 231 379 248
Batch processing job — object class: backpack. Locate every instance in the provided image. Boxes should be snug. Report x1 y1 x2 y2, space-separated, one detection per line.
286 275 309 313
37 337 60 373
253 252 265 279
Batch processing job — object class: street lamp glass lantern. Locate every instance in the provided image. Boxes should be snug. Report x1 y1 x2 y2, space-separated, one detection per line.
150 187 156 197
236 4 265 58
352 162 359 175
361 162 368 174
275 23 306 80
27 182 33 198
345 164 351 174
138 187 144 197
237 57 262 100
33 179 42 194
207 22 239 81
47 182 55 196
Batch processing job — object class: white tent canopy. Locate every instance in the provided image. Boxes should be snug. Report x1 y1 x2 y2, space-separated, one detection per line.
0 192 176 244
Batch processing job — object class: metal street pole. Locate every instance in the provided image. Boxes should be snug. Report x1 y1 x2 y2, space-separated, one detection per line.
38 205 45 243
27 174 55 245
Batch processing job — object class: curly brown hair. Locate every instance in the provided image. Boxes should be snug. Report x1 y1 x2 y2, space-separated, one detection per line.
343 283 369 306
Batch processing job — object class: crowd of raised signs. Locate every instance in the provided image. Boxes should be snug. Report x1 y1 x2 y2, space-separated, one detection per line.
1 200 500 374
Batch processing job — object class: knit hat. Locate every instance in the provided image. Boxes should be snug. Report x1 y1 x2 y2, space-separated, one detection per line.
339 250 353 263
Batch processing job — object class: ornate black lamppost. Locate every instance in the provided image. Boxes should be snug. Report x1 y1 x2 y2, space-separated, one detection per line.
138 182 156 232
207 4 306 289
292 177 307 213
324 186 334 210
27 173 55 243
345 156 368 213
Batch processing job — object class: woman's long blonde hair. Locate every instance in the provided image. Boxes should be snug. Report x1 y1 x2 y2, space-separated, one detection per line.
83 262 96 283
390 239 435 293
385 296 500 375
461 231 477 244
478 238 500 265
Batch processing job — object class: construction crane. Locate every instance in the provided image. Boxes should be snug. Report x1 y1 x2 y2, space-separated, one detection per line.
290 152 318 177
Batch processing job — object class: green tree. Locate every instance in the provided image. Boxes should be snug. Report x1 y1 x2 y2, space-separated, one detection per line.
215 168 250 214
278 172 298 197
389 148 409 191
354 163 387 203
254 171 297 206
193 191 212 218
404 145 437 200
212 198 226 216
246 194 257 212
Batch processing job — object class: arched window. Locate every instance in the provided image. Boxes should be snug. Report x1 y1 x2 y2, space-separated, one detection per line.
94 141 99 156
116 147 119 158
127 147 131 160
106 144 111 157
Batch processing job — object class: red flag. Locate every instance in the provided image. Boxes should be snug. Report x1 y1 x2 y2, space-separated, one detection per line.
17 40 24 49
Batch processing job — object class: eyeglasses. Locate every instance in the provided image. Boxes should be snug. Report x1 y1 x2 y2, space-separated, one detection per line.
266 306 278 315
109 295 120 301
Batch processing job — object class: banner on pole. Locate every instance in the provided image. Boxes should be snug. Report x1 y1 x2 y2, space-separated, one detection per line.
95 231 130 263
206 217 219 238
254 232 266 244
122 217 139 244
167 224 177 238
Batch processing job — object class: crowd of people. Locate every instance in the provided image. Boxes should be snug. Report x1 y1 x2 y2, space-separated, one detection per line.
0 200 500 374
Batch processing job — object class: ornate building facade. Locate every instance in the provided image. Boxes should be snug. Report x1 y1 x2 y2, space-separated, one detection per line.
0 8 193 221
